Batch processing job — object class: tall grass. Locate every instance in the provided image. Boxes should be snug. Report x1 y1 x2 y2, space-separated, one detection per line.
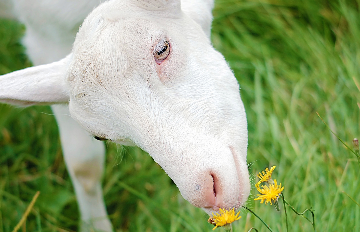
0 0 359 231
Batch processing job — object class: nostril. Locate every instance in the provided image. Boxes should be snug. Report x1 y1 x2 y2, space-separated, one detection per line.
200 171 223 210
210 172 222 210
202 172 218 209
211 173 217 198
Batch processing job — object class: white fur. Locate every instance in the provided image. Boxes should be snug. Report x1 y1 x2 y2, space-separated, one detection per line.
0 0 250 231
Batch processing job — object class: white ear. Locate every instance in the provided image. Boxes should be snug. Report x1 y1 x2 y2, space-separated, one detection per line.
0 55 70 106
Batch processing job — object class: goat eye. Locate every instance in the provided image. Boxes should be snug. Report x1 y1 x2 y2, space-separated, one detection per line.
153 39 170 64
94 136 107 141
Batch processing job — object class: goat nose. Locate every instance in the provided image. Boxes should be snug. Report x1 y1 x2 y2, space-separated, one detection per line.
203 172 222 210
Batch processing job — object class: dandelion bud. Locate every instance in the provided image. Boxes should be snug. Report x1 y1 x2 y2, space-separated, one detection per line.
353 138 359 152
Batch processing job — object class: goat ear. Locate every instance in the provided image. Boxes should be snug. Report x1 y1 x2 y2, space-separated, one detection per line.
0 55 70 106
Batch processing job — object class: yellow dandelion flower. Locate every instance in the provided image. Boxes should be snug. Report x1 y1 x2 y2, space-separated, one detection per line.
254 179 284 205
255 166 276 191
208 208 241 230
257 166 276 183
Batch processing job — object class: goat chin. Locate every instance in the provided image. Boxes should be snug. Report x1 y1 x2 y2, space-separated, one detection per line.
0 0 249 230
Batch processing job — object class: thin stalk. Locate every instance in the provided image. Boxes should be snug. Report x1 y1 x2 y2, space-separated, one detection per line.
12 191 40 232
343 191 360 208
224 224 233 232
317 112 359 161
281 194 289 232
242 206 273 232
281 194 316 231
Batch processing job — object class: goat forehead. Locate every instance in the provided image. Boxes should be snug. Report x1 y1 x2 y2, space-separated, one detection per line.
116 19 171 52
81 0 182 31
70 15 231 100
79 0 196 41
94 0 182 21
78 16 185 52
72 15 202 81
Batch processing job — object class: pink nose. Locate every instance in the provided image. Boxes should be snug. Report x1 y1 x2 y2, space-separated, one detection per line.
203 173 222 211
198 147 249 212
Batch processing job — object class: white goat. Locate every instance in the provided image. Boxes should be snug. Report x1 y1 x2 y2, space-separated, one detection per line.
0 0 250 231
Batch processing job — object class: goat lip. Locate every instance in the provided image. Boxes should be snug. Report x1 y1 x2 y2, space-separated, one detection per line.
203 205 220 211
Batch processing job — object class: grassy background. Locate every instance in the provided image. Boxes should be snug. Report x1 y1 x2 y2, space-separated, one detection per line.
0 0 359 231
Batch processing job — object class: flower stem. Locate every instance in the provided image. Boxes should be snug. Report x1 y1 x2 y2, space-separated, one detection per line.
281 194 316 231
224 224 232 232
242 206 273 232
281 194 289 232
317 112 360 165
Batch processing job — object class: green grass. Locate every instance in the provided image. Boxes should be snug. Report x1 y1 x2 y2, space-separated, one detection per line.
0 0 359 231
